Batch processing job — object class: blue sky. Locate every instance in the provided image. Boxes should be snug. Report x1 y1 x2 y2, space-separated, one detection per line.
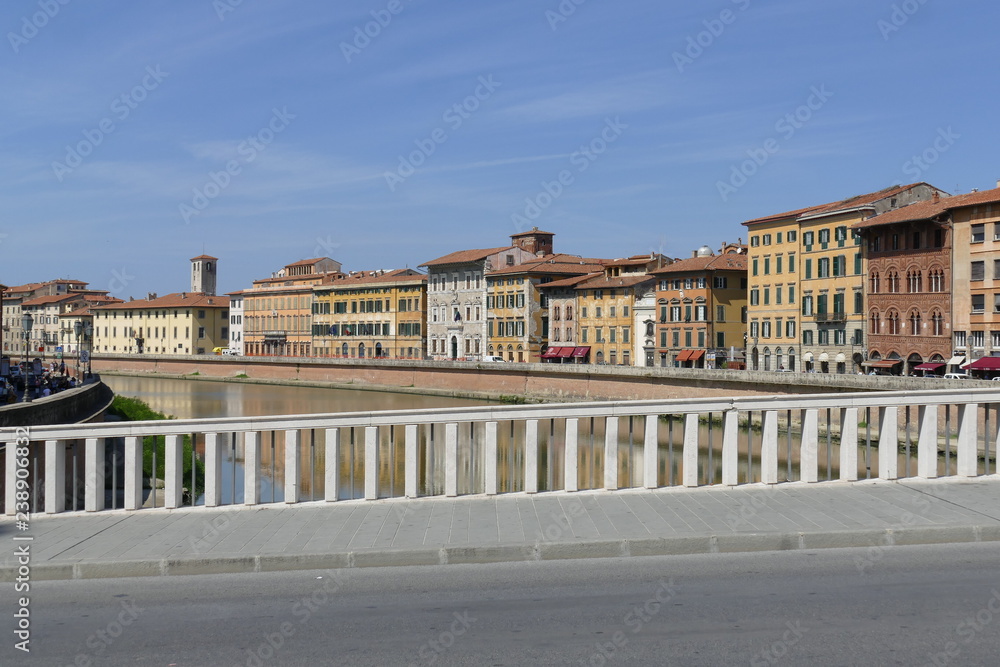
2 0 995 298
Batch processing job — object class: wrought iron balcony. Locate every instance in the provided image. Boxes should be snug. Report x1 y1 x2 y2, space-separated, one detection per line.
813 311 847 323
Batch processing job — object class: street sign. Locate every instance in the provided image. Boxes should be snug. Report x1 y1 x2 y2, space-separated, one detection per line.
80 350 90 364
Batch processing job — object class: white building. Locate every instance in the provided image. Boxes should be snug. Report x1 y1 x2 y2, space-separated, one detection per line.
227 291 245 355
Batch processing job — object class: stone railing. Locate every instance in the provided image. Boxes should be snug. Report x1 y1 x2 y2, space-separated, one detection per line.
3 387 998 516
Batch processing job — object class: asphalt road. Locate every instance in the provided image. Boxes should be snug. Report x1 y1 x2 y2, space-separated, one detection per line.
4 543 1000 666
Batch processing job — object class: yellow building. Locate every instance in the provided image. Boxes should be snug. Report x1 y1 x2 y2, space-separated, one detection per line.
486 255 604 362
311 269 427 359
243 258 342 357
572 255 665 366
91 292 229 355
744 183 944 373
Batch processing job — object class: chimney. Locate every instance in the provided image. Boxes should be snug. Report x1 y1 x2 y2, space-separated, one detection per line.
932 191 940 202
996 179 1000 189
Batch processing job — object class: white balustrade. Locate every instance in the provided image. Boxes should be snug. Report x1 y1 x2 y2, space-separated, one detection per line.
4 387 999 516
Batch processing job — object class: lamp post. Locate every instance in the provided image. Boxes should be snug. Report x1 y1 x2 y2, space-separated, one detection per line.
21 313 33 402
74 321 83 381
84 323 93 380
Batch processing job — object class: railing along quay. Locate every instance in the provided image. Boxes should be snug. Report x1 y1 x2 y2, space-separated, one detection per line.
3 387 998 516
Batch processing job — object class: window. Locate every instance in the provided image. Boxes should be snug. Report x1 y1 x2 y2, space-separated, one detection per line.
833 256 846 277
750 289 759 306
818 329 828 345
198 327 206 339
804 259 812 279
716 305 725 322
802 330 813 345
995 260 1000 280
751 236 760 247
802 295 813 316
763 257 770 275
834 329 846 345
835 226 848 245
818 258 830 278
971 330 985 348
752 259 759 276
995 294 1000 313
622 327 630 344
695 305 707 321
928 269 945 292
713 276 728 289
854 291 863 314
907 270 922 293
803 231 814 248
787 230 797 243
887 270 899 293
887 309 900 335
818 229 830 246
670 305 682 321
750 321 759 338
609 328 617 343
776 255 783 274
955 331 967 348
761 321 771 338
776 232 783 244
763 288 770 305
788 285 795 303
672 330 680 347
786 320 796 338
972 294 985 313
763 234 772 245
972 261 985 281
788 254 795 273
909 311 922 336
932 311 944 336
854 253 862 275
775 286 782 304
972 224 985 243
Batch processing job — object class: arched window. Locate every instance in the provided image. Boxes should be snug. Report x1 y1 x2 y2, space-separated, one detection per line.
869 271 880 293
931 310 944 336
887 270 899 293
566 305 573 321
928 267 945 292
869 310 880 334
554 306 561 321
909 310 922 336
887 309 900 335
907 269 922 293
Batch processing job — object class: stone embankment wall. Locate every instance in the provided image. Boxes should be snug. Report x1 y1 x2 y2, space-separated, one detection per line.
0 378 115 428
89 354 973 402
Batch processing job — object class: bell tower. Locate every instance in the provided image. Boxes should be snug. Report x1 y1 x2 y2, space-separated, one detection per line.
191 255 218 296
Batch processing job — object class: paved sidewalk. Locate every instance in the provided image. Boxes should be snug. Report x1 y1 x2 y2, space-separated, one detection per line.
2 477 999 580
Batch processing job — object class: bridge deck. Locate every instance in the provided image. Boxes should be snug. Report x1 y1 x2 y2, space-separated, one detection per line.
2 477 998 580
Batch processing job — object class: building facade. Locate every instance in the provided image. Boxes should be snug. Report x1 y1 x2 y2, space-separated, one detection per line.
227 291 245 355
651 243 748 369
311 269 427 359
91 292 229 355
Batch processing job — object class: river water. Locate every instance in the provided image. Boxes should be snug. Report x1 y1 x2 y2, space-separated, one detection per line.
102 375 983 504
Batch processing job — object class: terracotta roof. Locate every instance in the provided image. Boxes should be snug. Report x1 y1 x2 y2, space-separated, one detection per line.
853 187 1000 230
537 273 603 290
319 268 427 288
572 273 657 290
605 255 664 267
285 257 332 267
510 228 554 238
488 254 606 276
190 254 218 261
252 271 342 287
744 183 934 226
59 307 94 318
651 252 748 275
421 246 515 267
21 294 85 307
92 292 229 310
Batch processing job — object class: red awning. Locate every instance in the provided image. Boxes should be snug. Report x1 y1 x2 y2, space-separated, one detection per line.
557 347 575 358
864 359 902 368
675 350 693 362
965 356 1000 370
541 347 562 359
913 362 945 371
571 346 590 358
688 349 705 361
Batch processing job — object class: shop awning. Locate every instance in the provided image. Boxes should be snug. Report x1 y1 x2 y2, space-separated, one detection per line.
964 356 1000 370
557 347 575 358
863 359 903 368
675 349 693 362
541 347 562 359
947 355 966 366
571 346 590 358
913 362 945 371
688 349 705 361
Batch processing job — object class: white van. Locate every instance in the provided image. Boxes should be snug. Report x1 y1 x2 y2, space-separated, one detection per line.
481 356 506 362
222 348 241 356
942 372 968 380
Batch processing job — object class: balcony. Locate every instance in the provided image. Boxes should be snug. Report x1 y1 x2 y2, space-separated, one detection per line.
263 330 288 341
812 311 847 323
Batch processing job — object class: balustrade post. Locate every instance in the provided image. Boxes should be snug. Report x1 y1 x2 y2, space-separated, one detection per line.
245 432 261 505
917 405 939 478
683 414 699 487
204 432 223 507
84 437 105 512
642 415 657 489
878 407 898 480
760 411 779 485
957 404 979 477
485 421 499 496
839 407 859 482
604 416 619 490
722 409 740 486
5 436 17 515
124 436 143 511
405 424 419 498
364 426 378 501
525 419 539 493
286 429 301 503
800 409 819 483
324 429 340 502
445 423 458 497
44 439 66 514
164 435 183 509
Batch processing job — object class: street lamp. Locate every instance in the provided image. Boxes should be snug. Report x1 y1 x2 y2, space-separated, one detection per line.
74 321 83 381
84 323 93 380
21 313 33 402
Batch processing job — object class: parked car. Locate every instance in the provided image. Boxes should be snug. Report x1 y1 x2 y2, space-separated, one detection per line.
222 348 241 356
481 356 506 362
943 373 969 380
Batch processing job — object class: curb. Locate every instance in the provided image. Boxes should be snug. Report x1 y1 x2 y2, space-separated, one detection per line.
4 524 999 582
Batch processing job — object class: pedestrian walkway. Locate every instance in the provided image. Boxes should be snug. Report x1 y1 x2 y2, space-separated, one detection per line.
2 477 999 580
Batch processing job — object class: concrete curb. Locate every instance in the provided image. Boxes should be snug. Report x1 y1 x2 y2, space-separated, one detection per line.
5 524 1000 582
